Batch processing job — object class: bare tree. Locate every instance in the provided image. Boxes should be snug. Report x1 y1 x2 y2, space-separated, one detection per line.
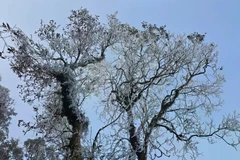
0 8 118 159
95 21 240 159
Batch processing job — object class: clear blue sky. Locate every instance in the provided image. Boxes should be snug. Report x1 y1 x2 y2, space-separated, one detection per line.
0 0 239 159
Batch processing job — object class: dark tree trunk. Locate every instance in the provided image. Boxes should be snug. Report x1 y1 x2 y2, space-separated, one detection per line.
127 110 147 160
56 73 87 160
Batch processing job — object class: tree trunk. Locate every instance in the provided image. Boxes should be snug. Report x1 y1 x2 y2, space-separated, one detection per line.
56 73 86 160
69 121 82 160
127 110 147 160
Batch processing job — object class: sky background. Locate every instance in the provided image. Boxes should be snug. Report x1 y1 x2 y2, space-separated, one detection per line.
0 0 240 159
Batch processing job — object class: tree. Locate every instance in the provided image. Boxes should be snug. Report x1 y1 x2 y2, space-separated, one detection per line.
2 138 23 160
23 137 60 160
0 76 60 160
0 76 23 160
0 8 118 160
106 26 240 159
88 23 240 159
1 8 240 160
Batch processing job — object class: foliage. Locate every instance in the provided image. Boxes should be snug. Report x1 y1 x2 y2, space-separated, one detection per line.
0 76 22 160
24 137 60 160
0 76 15 141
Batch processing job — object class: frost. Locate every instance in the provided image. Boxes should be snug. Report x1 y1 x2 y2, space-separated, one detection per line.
0 8 239 160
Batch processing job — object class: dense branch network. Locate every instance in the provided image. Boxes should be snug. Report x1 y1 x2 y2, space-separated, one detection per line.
0 8 240 160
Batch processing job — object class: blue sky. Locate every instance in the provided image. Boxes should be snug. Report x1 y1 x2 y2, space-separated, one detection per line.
0 0 239 159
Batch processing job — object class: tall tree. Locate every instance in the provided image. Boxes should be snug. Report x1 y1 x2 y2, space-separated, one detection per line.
92 22 240 159
0 9 118 159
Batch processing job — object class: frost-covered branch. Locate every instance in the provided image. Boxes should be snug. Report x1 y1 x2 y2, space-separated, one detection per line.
0 8 119 159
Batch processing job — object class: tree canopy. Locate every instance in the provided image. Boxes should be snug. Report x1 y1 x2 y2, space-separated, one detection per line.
0 8 240 160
